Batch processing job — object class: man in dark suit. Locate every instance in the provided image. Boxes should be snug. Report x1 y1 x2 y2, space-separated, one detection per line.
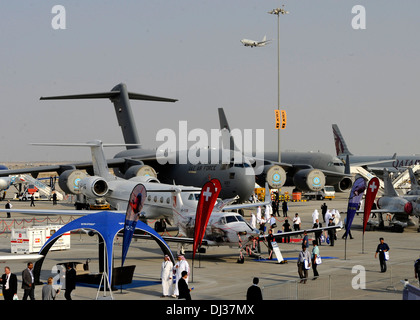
1 267 18 300
65 263 77 300
178 271 192 300
246 277 263 300
22 262 35 300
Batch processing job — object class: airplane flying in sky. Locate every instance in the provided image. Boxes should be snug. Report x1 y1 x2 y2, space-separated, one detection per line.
332 124 420 173
240 35 271 47
0 83 255 204
218 108 353 192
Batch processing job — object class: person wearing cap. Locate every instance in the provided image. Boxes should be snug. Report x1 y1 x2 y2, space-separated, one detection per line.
160 255 173 297
327 217 336 246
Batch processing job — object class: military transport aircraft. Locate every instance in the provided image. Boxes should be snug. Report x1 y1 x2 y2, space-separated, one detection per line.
0 83 256 204
218 108 353 192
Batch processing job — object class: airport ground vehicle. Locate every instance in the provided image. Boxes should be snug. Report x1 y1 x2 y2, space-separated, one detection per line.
302 186 336 200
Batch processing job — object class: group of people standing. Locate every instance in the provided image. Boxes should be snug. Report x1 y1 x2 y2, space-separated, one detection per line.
160 254 193 300
0 262 76 300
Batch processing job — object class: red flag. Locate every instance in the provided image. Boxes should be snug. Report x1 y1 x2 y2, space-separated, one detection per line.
193 179 221 259
363 177 379 234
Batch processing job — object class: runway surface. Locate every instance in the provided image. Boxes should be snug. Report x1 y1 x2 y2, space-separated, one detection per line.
0 189 418 304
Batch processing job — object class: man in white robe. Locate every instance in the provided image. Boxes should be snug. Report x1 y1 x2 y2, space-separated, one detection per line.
160 255 173 297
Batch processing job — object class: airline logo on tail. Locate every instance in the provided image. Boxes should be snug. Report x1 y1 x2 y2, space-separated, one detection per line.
332 124 352 156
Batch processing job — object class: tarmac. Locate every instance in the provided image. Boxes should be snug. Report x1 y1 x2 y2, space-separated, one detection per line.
0 190 419 306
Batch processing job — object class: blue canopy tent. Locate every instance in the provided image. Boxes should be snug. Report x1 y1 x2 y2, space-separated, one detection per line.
33 211 174 286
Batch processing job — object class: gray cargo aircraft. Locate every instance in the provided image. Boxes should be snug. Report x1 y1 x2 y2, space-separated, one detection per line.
0 84 256 202
218 108 353 192
332 124 420 172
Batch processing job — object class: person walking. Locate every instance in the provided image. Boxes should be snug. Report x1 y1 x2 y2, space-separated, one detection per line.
178 271 193 300
42 277 59 300
282 219 291 243
297 245 311 283
160 255 173 297
414 255 420 287
375 237 390 272
22 262 35 300
311 240 320 279
1 266 18 300
5 200 12 218
64 263 76 300
282 200 288 217
246 277 263 300
172 255 190 297
327 218 336 246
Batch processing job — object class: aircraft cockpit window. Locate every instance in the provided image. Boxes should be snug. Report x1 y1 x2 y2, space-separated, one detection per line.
236 215 245 222
225 216 238 224
219 217 227 224
188 194 194 201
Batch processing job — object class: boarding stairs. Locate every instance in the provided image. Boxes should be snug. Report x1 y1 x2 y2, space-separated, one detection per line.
18 174 63 200
350 166 384 194
392 164 420 193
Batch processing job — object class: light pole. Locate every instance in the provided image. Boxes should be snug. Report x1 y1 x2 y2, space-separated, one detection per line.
268 6 289 163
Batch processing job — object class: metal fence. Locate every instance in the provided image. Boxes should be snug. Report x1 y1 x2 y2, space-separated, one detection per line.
262 260 418 300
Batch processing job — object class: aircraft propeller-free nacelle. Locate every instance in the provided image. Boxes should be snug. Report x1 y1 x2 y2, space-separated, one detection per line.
123 164 157 180
292 169 326 192
0 177 11 191
335 177 353 192
58 169 88 195
255 165 286 189
78 176 109 198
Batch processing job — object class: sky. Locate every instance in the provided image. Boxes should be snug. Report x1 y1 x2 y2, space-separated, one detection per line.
1 1 420 163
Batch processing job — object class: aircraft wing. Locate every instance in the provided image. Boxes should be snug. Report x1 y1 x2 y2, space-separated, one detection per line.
0 154 162 178
0 254 44 263
260 222 343 241
129 233 209 246
0 208 124 216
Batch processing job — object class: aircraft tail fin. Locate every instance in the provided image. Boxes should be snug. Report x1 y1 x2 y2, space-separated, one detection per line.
383 169 399 197
31 140 139 179
40 83 177 150
408 167 420 190
262 35 267 42
218 108 240 152
332 124 353 156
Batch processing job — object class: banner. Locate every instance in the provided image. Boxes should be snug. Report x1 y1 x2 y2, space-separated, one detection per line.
281 110 287 129
344 177 366 239
363 177 379 234
122 183 146 266
193 179 221 259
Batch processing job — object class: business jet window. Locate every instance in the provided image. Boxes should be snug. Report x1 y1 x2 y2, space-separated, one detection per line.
225 216 238 223
188 193 200 201
236 215 245 222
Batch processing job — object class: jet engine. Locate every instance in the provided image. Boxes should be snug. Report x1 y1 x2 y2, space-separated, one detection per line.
334 177 353 192
58 170 88 195
292 169 326 192
78 176 109 198
0 177 11 191
123 165 157 180
255 165 286 189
